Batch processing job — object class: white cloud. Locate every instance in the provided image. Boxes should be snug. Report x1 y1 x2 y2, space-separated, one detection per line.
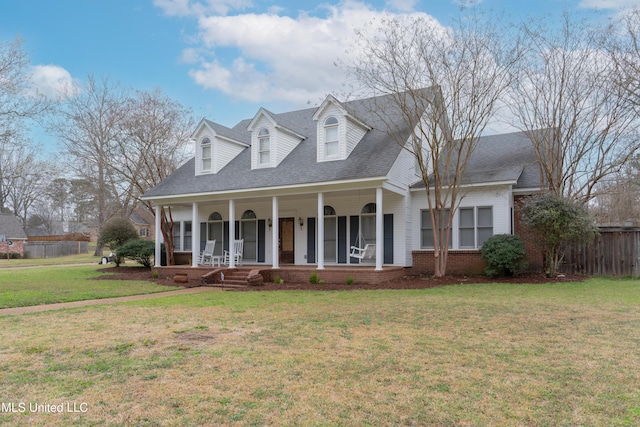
29 65 78 99
579 0 640 9
183 1 440 104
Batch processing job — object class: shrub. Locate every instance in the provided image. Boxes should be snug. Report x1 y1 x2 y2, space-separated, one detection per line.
309 272 319 284
116 239 156 268
480 234 527 277
345 276 354 285
98 217 139 266
521 193 598 276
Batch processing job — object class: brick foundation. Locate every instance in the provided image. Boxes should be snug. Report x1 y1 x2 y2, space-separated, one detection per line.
411 250 485 276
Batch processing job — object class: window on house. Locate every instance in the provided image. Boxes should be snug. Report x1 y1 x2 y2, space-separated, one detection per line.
201 137 211 171
172 222 181 251
258 128 270 165
324 117 339 158
459 206 493 249
324 205 337 263
171 221 192 252
360 203 376 257
139 227 148 237
420 209 452 249
207 212 224 256
241 210 257 262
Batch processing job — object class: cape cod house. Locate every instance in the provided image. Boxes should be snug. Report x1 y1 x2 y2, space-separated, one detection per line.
142 89 541 283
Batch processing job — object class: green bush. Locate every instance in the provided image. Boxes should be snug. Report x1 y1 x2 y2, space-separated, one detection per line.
116 239 156 269
98 218 139 266
309 272 319 284
480 234 527 277
345 276 354 285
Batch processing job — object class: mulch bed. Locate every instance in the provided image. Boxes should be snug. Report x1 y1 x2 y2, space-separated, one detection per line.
95 266 587 291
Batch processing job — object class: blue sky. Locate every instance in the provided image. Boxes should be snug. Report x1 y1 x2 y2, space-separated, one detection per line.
0 0 635 151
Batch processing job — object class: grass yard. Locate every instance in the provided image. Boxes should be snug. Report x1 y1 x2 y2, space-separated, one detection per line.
0 265 180 308
0 277 639 426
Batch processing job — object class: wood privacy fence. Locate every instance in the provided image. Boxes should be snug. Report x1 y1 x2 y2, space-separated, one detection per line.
27 233 90 242
561 228 640 278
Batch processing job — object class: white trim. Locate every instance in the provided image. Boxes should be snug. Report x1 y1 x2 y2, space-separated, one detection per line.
141 177 388 203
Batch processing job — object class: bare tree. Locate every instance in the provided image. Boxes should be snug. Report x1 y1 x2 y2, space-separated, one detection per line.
110 88 194 265
509 12 639 204
344 13 522 276
50 75 128 255
612 8 640 112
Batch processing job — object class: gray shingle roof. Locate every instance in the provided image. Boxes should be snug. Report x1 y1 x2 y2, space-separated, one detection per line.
143 91 540 199
412 130 541 190
143 92 424 199
0 214 27 240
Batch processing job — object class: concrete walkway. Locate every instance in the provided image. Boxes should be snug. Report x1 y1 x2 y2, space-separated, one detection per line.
0 287 220 316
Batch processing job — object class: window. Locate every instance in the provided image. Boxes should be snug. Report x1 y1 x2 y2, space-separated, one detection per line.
359 203 376 259
201 137 211 171
207 212 224 256
458 207 493 249
324 117 339 158
258 128 270 165
139 227 148 237
324 205 337 262
241 210 257 262
420 209 452 249
171 221 192 251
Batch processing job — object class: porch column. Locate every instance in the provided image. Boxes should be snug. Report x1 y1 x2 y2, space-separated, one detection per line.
317 192 324 269
228 199 236 268
272 196 279 269
375 187 383 271
154 204 162 267
191 202 199 267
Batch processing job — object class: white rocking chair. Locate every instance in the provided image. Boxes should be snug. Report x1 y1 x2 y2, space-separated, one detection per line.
223 239 244 266
198 240 216 266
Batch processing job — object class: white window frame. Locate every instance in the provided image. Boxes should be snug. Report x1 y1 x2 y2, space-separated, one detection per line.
324 117 339 159
201 137 212 172
458 206 493 249
258 128 271 166
420 208 452 249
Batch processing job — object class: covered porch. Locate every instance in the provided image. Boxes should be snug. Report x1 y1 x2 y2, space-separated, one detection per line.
152 181 410 273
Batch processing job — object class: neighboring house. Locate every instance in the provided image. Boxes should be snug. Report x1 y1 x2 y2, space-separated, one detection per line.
0 214 28 258
131 208 155 240
142 90 541 275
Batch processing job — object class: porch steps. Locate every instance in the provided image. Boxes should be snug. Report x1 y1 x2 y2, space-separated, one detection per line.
204 267 259 289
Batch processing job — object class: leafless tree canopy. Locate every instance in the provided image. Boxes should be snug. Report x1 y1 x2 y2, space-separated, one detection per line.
509 12 640 204
344 13 523 276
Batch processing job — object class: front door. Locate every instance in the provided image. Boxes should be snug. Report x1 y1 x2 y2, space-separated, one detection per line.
279 217 295 264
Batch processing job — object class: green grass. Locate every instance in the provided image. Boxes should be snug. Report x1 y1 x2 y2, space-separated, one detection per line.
0 265 180 308
0 277 638 426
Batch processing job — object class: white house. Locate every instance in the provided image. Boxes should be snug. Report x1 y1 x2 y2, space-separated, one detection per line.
141 89 541 280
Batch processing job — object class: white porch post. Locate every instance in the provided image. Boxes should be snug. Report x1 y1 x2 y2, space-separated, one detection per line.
375 187 383 271
228 199 236 268
191 202 199 267
272 196 279 269
317 192 324 269
154 204 162 267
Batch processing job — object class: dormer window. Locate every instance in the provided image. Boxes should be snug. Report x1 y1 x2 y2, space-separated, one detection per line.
324 117 339 158
201 137 212 171
258 128 271 165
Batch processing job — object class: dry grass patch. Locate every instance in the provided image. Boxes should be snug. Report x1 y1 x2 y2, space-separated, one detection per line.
0 279 639 426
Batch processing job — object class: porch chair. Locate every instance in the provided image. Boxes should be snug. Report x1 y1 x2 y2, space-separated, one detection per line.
350 230 376 260
223 239 244 266
198 240 216 266
350 243 376 260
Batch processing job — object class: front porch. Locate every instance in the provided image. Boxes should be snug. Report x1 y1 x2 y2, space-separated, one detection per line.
153 264 409 288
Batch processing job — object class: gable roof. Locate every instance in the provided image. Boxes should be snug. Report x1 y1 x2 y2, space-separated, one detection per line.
412 130 541 190
143 91 434 199
0 214 27 240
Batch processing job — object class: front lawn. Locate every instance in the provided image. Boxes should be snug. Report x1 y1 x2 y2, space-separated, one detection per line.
0 265 180 308
0 277 638 426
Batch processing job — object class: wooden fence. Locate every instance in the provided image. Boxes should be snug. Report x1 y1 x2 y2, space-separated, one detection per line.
561 228 640 278
27 233 90 242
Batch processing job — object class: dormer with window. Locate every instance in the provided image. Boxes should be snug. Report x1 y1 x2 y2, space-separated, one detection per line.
193 119 249 175
247 108 305 169
313 95 372 162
